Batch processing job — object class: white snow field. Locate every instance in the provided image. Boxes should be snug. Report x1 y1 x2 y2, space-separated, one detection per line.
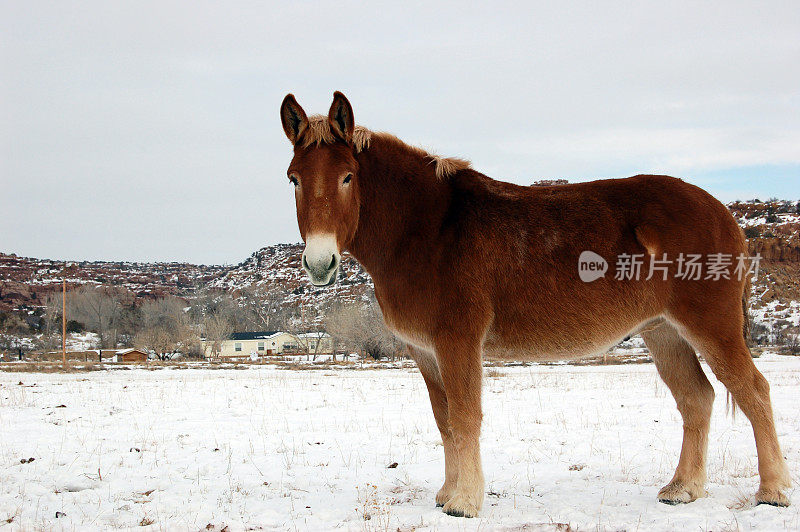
1 356 798 531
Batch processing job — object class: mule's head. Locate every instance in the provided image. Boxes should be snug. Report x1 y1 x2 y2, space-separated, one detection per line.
280 91 360 287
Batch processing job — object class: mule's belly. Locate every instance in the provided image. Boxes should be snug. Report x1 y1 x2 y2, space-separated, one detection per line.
482 326 635 362
482 306 662 362
387 310 656 363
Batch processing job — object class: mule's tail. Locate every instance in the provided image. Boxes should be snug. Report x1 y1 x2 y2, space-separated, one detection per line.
742 274 752 346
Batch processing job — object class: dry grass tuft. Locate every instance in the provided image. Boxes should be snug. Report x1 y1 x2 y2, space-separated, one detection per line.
727 484 754 510
0 362 108 373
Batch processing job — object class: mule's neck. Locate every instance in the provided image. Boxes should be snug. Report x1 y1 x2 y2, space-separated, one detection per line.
348 135 451 279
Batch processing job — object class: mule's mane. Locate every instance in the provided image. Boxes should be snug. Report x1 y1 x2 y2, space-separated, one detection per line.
300 115 470 179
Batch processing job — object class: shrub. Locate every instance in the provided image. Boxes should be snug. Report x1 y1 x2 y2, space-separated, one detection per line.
750 322 770 346
66 320 84 333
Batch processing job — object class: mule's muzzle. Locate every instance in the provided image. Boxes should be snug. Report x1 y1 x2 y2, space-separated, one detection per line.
302 253 339 286
302 235 341 287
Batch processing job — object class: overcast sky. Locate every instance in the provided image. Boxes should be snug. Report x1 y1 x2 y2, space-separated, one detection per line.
2 2 799 264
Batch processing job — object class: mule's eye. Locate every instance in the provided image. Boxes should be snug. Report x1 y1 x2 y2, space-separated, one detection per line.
289 175 299 186
342 173 352 185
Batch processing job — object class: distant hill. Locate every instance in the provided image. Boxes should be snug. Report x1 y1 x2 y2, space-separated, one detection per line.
727 199 800 344
206 243 374 310
0 254 228 312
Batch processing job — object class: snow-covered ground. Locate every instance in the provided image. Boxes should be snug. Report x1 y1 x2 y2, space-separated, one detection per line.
1 356 798 530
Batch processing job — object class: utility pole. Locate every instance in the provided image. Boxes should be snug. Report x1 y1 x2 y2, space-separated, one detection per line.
62 276 66 369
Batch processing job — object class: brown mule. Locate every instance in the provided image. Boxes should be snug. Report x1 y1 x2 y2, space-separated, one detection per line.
279 92 792 517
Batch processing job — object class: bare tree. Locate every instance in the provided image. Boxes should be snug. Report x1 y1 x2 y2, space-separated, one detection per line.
295 330 331 361
201 314 233 359
325 297 400 360
0 312 28 335
141 297 186 330
69 286 132 348
134 296 198 358
325 302 362 355
133 326 172 357
189 286 298 336
36 292 63 353
0 312 30 356
237 284 289 331
783 326 800 355
188 289 237 323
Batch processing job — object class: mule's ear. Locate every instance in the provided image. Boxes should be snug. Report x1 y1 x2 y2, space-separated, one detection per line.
280 94 308 145
328 91 354 142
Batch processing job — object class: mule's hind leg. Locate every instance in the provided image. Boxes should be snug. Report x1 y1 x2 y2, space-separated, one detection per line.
642 323 715 504
676 317 792 506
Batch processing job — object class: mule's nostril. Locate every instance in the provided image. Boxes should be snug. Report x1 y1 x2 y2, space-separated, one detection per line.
329 255 337 270
302 255 310 270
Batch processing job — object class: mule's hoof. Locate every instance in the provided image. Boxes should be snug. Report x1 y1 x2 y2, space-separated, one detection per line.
756 487 790 507
442 492 481 518
435 484 456 508
657 481 704 505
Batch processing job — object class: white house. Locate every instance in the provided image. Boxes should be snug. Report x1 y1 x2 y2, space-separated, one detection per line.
201 331 334 360
202 331 295 359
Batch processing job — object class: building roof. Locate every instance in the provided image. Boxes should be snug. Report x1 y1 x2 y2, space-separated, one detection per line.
296 332 331 338
229 331 283 341
116 348 148 355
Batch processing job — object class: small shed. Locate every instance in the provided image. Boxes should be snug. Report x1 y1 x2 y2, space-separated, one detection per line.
114 348 149 363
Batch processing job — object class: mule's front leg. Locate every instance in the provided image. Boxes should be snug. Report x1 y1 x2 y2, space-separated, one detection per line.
410 347 458 506
435 336 484 517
